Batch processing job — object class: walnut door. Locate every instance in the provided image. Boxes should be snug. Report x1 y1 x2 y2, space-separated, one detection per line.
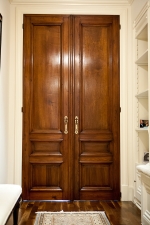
73 16 120 200
22 15 120 200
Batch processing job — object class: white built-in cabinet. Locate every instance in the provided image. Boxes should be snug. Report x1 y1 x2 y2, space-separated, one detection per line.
134 2 150 225
134 4 148 163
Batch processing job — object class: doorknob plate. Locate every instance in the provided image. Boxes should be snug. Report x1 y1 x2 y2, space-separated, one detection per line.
64 116 68 134
75 116 78 134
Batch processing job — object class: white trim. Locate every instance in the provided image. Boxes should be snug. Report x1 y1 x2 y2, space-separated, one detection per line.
143 210 150 225
9 0 132 6
129 0 134 5
134 198 141 210
121 185 134 201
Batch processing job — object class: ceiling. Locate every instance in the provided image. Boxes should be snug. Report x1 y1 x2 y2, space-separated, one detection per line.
9 0 134 5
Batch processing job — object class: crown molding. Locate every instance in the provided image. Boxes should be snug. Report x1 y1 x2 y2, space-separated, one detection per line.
129 0 134 5
133 1 150 28
9 0 133 5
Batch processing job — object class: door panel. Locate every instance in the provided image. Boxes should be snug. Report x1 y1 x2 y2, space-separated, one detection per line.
23 15 70 200
82 26 109 130
74 16 120 200
23 15 120 200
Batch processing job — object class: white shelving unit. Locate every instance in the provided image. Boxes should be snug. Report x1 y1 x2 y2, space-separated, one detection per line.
133 4 150 224
133 3 149 210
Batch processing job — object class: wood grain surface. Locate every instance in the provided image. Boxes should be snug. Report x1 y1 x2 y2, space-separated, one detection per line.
7 201 141 225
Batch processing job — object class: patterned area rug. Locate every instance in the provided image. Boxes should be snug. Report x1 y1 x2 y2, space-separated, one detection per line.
34 211 110 225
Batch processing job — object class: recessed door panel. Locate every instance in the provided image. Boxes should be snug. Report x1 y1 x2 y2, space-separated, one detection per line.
32 25 61 131
81 163 112 188
82 25 110 130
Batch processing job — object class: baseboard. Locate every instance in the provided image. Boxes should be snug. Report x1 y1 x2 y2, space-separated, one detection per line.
143 210 150 225
121 185 134 201
134 197 141 210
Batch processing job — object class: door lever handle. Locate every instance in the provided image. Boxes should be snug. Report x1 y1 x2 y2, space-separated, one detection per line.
64 116 68 134
75 116 78 134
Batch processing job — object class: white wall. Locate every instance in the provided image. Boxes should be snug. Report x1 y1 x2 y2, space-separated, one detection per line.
0 0 10 183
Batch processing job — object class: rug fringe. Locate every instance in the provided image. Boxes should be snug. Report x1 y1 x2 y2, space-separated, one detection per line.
35 211 106 214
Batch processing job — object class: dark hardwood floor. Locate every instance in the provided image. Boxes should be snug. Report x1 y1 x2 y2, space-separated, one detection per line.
7 201 141 225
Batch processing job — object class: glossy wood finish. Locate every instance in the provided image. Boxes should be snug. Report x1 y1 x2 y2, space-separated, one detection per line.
6 201 141 225
23 15 120 200
23 15 71 200
74 15 120 200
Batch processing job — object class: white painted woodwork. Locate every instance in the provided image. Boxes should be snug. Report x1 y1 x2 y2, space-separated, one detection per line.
134 2 150 224
9 0 134 5
137 164 150 225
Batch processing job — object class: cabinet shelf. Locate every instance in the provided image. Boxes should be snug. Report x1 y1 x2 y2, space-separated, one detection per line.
135 49 148 65
135 127 148 132
135 24 148 40
135 90 148 99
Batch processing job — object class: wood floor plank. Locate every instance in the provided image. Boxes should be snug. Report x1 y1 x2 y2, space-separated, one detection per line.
89 201 104 211
43 201 61 212
101 201 141 225
62 201 79 211
27 201 40 224
72 201 81 211
60 201 72 211
18 201 35 225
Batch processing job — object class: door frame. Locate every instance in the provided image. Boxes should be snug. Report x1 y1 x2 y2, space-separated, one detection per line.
8 3 133 201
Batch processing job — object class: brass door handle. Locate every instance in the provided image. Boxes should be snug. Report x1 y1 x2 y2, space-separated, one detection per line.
64 116 68 134
75 116 78 134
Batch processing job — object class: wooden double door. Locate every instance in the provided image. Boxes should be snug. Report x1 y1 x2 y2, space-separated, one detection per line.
22 14 120 200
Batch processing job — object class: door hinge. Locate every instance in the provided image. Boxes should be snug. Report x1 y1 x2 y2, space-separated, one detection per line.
120 107 121 113
21 107 23 113
120 24 121 29
22 24 24 29
120 192 122 198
